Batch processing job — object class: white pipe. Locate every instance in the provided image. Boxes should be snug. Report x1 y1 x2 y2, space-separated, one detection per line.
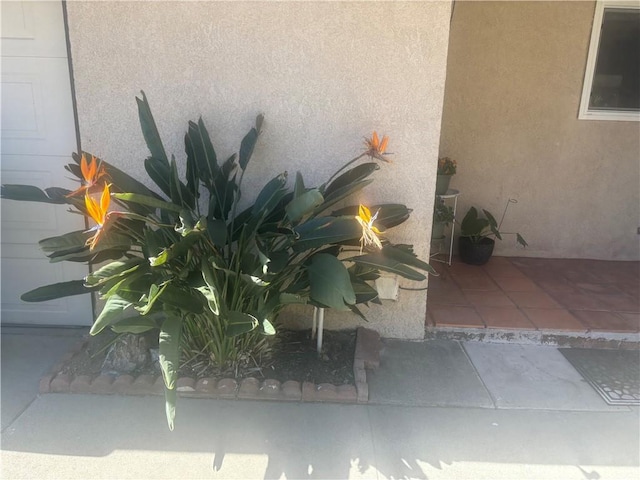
311 307 318 339
316 308 324 356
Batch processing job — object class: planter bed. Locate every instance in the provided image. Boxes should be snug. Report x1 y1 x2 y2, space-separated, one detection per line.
39 327 381 405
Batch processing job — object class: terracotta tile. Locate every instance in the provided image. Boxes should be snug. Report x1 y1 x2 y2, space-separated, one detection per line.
575 283 624 295
571 310 640 333
509 257 553 269
428 287 469 306
451 273 499 291
546 291 608 311
429 305 485 328
463 290 515 307
507 291 560 309
618 313 640 331
427 273 458 291
477 307 536 329
592 294 640 313
522 309 587 332
535 279 579 294
492 275 540 292
448 260 485 277
483 264 528 279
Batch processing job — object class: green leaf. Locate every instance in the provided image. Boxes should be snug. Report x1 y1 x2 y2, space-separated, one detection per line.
164 386 177 432
381 245 437 275
136 91 169 164
113 193 183 213
185 118 218 191
159 314 183 390
39 231 89 253
516 233 528 248
261 318 276 335
90 295 133 335
460 207 489 238
85 258 143 286
307 253 356 310
323 162 379 197
145 156 173 199
201 259 221 315
0 184 70 204
21 280 94 302
225 311 258 336
159 284 205 313
286 189 324 222
279 293 308 305
207 218 228 247
351 280 380 304
312 179 373 216
293 216 361 252
136 283 166 315
293 171 306 198
348 253 426 281
239 114 263 171
251 173 288 217
110 315 159 334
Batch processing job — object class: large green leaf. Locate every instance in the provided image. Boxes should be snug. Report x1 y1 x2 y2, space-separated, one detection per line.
85 259 144 287
185 118 218 190
293 216 361 252
286 189 324 222
251 173 288 217
225 311 259 336
348 253 426 281
21 280 94 302
159 314 183 390
239 114 263 171
159 284 205 314
201 259 221 315
144 156 173 199
323 162 379 197
136 91 169 165
381 245 437 275
90 295 134 335
110 315 160 334
40 231 89 253
113 193 182 213
307 253 356 310
159 313 183 431
0 184 70 204
312 179 373 216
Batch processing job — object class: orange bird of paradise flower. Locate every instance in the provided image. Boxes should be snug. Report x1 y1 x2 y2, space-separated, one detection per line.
84 183 111 250
364 132 390 162
355 204 384 253
66 154 109 197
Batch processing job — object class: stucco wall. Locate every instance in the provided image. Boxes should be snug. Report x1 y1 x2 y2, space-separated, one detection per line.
440 1 640 260
66 1 452 339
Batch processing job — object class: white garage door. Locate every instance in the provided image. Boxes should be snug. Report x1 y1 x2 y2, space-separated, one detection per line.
1 1 92 326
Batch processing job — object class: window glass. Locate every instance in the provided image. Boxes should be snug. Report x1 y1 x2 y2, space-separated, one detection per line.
589 8 640 112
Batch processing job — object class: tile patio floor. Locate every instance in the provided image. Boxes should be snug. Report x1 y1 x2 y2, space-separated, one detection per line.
427 257 640 335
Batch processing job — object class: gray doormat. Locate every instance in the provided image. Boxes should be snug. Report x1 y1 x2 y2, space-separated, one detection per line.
559 348 640 406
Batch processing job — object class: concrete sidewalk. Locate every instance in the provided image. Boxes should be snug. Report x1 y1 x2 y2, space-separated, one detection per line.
1 328 639 479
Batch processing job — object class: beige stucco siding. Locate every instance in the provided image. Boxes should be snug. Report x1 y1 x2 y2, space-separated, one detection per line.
440 1 640 260
66 1 452 339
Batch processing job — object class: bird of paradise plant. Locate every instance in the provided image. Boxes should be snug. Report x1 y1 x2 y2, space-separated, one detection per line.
1 91 435 430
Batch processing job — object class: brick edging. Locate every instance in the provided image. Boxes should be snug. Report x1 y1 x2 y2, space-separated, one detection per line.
40 328 382 404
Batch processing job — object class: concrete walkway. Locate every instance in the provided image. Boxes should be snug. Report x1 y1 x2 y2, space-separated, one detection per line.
1 328 638 479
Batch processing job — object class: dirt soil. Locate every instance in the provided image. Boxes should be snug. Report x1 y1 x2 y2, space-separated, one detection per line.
60 329 356 386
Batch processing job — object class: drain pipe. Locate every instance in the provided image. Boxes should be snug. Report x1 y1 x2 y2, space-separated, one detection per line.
311 306 325 356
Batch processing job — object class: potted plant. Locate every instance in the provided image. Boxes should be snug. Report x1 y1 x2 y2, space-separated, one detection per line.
1 92 436 429
459 199 527 265
436 156 457 195
431 199 455 240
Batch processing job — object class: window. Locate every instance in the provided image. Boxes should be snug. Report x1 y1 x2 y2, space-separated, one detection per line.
579 1 640 121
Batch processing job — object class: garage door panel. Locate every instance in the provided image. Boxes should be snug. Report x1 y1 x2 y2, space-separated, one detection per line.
2 57 77 156
1 1 91 326
1 1 68 58
1 245 92 325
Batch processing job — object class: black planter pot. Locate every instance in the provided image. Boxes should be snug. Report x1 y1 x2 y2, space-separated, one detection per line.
459 236 495 265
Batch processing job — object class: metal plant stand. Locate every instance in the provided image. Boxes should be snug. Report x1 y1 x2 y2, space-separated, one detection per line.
430 188 460 266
